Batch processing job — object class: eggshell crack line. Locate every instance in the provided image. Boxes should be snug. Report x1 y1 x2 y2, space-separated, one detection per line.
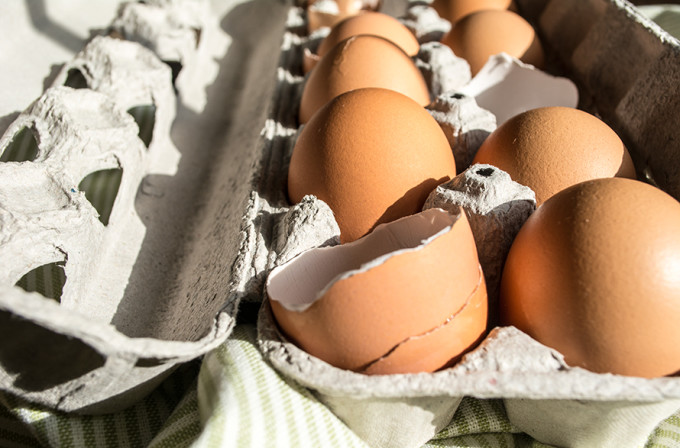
357 264 485 373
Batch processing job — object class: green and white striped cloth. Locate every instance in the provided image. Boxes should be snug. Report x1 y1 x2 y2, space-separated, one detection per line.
2 325 679 448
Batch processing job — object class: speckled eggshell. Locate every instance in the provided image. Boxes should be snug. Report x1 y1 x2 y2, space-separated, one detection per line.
289 87 456 243
433 0 516 24
299 35 431 123
441 9 544 76
267 208 488 375
472 106 636 205
501 177 680 378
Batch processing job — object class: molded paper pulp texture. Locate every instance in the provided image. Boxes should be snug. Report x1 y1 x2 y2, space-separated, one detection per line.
257 2 680 448
1 0 680 447
0 0 289 413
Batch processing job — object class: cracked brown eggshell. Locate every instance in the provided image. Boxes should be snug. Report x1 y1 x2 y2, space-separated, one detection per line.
289 87 456 243
299 35 431 124
472 106 636 205
441 9 544 76
267 208 488 375
501 177 680 378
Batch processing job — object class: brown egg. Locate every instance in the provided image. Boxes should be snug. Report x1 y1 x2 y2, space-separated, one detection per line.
500 178 680 378
472 107 636 205
441 9 544 75
289 88 456 242
318 12 419 58
299 35 430 123
433 0 516 24
304 12 421 74
267 207 488 375
307 0 379 33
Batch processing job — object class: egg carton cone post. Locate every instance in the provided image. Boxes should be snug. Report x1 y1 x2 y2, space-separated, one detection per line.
248 1 680 448
0 0 290 413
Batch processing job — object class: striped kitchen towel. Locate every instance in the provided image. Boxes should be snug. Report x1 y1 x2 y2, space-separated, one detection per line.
1 324 679 448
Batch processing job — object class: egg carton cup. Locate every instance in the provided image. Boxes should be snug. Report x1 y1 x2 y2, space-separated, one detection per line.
111 0 206 68
247 1 680 448
0 85 186 414
110 0 222 111
51 34 180 175
423 164 536 323
0 0 266 413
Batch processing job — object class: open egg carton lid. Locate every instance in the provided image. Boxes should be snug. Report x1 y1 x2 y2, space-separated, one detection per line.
249 0 680 447
0 0 291 414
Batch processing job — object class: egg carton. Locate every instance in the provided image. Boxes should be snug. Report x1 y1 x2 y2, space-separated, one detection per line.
250 1 680 448
110 0 219 111
0 0 271 413
1 0 678 441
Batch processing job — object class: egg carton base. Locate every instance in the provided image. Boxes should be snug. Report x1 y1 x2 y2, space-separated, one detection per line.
250 2 680 448
259 299 680 448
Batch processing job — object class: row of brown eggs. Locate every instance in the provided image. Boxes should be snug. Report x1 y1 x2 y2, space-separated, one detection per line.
276 5 486 375
435 0 544 75
268 0 680 379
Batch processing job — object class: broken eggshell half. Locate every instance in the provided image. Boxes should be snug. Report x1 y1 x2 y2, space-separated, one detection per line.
456 53 579 126
266 207 488 375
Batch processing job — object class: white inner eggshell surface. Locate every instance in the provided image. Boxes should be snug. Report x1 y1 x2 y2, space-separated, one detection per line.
267 208 459 312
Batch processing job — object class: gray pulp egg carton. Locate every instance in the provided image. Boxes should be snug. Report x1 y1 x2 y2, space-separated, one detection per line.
0 0 270 414
252 1 680 448
0 0 678 445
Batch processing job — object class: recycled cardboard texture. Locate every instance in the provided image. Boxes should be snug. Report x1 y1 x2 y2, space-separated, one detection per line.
257 1 680 448
415 41 471 100
110 0 217 112
1 0 679 445
273 195 341 267
399 4 451 43
0 0 290 413
51 35 180 176
0 86 146 323
426 93 496 172
111 0 205 65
